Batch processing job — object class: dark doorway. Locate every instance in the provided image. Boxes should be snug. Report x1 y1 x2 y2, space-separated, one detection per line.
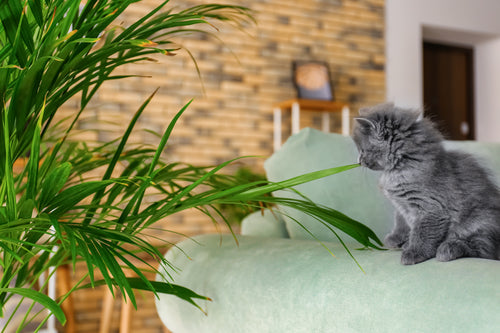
423 42 475 140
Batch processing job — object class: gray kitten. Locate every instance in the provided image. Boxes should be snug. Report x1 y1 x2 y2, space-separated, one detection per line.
352 103 500 265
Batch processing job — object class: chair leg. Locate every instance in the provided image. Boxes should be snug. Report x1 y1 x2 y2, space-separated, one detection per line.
119 294 133 333
57 265 76 333
99 288 115 333
99 287 133 333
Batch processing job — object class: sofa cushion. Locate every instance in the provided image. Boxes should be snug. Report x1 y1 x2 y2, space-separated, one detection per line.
156 234 500 333
241 209 289 238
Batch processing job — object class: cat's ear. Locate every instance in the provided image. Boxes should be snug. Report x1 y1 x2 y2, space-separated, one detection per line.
408 109 424 123
416 111 424 122
354 117 376 129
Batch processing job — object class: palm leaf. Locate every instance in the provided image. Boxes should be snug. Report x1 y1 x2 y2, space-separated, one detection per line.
0 288 66 325
0 1 381 331
80 278 211 314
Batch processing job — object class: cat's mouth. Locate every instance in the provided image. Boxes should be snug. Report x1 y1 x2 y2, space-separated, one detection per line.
358 155 384 171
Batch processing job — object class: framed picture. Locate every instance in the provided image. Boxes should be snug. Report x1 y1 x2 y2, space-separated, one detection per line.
292 61 333 100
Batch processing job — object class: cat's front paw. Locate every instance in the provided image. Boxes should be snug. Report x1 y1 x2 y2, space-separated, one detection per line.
436 241 467 262
401 248 432 265
384 233 407 249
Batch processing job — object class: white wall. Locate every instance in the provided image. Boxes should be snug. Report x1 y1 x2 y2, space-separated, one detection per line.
386 0 500 142
475 39 500 142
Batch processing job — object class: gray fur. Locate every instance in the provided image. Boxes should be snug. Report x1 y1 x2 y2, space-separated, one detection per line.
352 103 500 264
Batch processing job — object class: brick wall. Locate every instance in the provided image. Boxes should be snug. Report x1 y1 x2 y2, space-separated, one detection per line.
59 0 385 332
63 0 386 243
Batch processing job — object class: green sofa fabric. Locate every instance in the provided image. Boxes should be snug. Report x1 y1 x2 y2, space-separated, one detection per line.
157 234 499 333
156 128 500 332
240 209 289 239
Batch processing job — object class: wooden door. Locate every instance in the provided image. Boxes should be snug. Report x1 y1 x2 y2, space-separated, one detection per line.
423 42 474 140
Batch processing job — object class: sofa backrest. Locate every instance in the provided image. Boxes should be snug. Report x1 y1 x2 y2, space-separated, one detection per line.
443 140 500 187
265 128 393 244
265 128 500 246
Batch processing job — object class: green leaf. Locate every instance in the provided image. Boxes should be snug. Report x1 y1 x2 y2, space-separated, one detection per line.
128 278 211 314
234 164 360 199
81 278 211 314
18 199 35 219
1 99 16 221
115 99 193 226
0 288 66 325
0 64 24 70
83 89 158 226
26 99 45 201
39 162 72 209
149 99 193 176
27 0 44 28
46 180 115 216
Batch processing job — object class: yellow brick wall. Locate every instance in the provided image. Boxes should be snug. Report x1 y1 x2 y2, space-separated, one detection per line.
58 0 385 332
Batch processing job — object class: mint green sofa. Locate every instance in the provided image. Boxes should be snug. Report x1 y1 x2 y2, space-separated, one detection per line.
156 128 500 333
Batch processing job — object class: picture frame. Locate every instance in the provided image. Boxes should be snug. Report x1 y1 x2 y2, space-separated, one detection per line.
292 61 333 101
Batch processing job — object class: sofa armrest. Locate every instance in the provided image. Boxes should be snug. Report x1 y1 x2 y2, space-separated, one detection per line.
240 209 289 238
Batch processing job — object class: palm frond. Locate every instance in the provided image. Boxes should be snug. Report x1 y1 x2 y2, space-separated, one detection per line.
0 1 381 331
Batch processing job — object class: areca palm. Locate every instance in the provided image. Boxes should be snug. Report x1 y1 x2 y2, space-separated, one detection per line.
0 0 381 331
